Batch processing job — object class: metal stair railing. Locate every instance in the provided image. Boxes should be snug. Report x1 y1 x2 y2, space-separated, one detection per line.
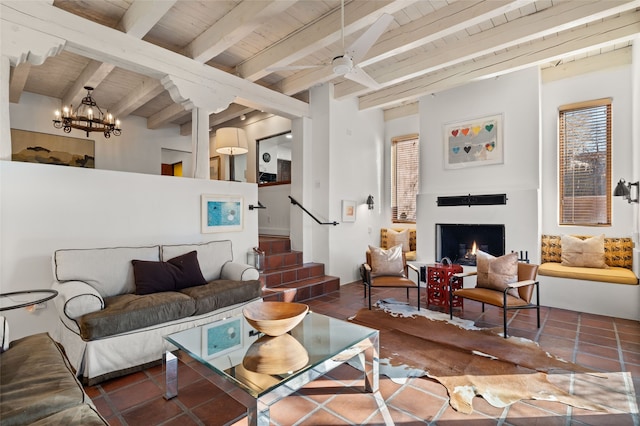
288 196 338 226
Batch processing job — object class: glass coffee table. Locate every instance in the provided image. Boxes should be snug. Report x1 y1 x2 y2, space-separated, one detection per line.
164 309 387 425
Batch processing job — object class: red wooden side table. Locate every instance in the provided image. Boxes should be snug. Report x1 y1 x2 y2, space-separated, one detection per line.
426 263 463 312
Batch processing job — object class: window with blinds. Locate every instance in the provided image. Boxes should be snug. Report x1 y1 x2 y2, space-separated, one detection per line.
391 134 419 223
558 98 611 226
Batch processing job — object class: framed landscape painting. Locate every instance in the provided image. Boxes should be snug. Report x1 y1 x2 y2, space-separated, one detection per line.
11 129 95 168
444 114 503 169
201 194 243 233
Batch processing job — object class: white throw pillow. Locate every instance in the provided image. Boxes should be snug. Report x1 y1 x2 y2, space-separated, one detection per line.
368 245 405 277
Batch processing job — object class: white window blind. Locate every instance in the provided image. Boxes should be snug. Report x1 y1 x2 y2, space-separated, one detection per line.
392 134 419 223
558 98 611 226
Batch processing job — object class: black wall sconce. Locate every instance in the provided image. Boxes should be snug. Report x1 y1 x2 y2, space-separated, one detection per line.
614 179 639 203
366 195 374 210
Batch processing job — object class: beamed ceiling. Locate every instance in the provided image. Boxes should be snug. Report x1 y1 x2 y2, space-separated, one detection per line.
6 0 640 134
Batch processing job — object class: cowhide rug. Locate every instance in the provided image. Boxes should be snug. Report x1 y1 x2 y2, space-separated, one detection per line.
349 300 634 415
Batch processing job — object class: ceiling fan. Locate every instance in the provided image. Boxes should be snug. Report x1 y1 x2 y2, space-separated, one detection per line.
269 0 394 90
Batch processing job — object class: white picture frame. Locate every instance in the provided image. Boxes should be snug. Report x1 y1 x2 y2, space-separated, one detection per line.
444 113 503 169
201 194 243 233
342 200 356 222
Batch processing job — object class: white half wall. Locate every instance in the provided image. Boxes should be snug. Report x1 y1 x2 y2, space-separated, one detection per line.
0 161 258 340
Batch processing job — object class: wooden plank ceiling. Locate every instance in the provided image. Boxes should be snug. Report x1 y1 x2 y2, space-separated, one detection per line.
9 0 640 135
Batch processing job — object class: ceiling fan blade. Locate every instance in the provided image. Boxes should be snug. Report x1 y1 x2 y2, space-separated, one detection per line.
347 13 394 63
344 66 381 90
266 64 324 72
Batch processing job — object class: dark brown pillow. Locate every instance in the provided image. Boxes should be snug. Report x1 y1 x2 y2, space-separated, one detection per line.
168 251 207 290
132 260 177 295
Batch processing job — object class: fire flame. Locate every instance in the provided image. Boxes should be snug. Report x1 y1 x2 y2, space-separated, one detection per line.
471 241 477 255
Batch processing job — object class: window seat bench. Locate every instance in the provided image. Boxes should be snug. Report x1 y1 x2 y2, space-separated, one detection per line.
537 235 638 320
538 262 638 285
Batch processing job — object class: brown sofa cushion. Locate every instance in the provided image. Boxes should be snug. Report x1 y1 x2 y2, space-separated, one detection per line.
0 333 105 425
29 404 108 426
180 279 262 315
78 292 196 340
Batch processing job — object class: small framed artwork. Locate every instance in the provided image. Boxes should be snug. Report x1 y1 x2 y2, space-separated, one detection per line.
210 156 220 180
342 200 356 222
201 194 243 233
201 316 244 359
444 113 503 169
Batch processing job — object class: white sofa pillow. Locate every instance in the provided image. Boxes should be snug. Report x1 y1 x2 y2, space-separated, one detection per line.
161 240 233 282
54 246 160 297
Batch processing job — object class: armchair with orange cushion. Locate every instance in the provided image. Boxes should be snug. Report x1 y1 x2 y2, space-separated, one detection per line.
362 245 421 310
448 251 540 338
380 228 416 261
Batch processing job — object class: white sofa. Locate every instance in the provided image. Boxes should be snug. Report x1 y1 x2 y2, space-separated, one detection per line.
51 240 261 385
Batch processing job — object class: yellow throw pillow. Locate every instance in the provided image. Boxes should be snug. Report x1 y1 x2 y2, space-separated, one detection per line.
476 250 519 298
368 245 405 277
561 234 608 268
387 229 410 252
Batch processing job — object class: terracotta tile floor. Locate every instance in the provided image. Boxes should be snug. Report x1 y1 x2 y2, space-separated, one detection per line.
85 282 640 425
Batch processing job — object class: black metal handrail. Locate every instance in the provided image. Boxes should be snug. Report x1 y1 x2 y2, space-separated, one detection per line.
288 196 338 226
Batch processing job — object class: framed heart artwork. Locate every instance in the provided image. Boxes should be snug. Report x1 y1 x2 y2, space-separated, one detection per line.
443 113 503 169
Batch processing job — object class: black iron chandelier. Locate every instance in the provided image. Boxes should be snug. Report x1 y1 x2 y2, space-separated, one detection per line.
53 86 122 138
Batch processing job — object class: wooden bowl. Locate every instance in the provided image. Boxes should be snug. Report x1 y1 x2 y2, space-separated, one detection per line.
243 334 309 375
243 301 309 336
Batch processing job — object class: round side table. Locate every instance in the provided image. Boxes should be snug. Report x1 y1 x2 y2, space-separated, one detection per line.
0 290 58 311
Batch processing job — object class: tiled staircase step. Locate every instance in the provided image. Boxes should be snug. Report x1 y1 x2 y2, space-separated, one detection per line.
263 250 303 271
261 262 326 287
263 276 340 303
258 236 291 255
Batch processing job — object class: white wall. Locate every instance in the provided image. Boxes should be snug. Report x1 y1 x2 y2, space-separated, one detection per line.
0 161 259 340
541 65 635 238
10 92 194 175
258 183 291 236
328 92 385 282
416 67 541 264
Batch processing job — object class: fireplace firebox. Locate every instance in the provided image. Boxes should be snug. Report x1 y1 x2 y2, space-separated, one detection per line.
435 224 505 266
